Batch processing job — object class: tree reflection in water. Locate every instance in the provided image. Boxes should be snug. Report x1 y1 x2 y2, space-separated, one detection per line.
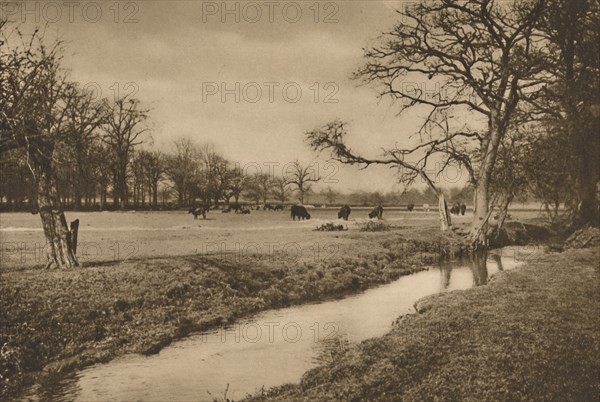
438 249 492 290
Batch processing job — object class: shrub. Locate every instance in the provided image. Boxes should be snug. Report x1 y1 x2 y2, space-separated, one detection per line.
359 221 390 232
315 222 346 231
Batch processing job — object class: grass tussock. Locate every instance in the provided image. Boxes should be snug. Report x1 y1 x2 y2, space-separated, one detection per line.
359 221 390 232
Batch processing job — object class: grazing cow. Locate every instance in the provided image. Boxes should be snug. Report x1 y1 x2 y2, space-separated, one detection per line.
422 203 430 212
240 207 251 214
450 202 461 215
338 205 352 221
189 206 208 219
460 203 467 216
264 203 275 211
229 204 243 213
274 204 285 211
368 205 384 219
291 205 311 220
407 203 415 212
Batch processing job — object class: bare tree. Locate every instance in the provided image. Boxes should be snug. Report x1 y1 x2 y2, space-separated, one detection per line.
324 186 338 205
102 96 149 209
307 0 545 245
285 160 321 204
271 176 291 205
249 173 273 205
165 138 199 207
226 166 247 205
1 25 80 268
63 86 108 209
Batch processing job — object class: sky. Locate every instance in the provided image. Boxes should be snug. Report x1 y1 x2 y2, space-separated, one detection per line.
3 0 471 193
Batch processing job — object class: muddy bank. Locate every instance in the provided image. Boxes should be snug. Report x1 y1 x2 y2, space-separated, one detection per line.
245 247 599 401
1 232 437 399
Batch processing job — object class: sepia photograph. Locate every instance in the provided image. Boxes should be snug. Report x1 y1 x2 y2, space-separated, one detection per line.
1 0 599 401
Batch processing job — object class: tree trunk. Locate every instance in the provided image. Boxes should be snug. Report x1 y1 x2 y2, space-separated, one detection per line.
419 171 451 231
437 193 452 231
33 148 79 269
471 180 490 248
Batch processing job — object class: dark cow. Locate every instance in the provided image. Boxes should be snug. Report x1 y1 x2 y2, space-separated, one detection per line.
189 206 209 219
264 203 275 211
460 203 467 216
368 205 384 219
450 202 461 215
338 205 351 221
407 203 415 212
291 205 311 220
240 207 251 214
274 204 285 211
230 204 244 213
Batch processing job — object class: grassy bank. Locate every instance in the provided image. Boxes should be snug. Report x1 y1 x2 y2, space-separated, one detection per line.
1 230 446 399
246 247 600 401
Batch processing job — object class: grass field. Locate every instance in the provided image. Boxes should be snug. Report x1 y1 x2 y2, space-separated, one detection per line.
1 208 478 269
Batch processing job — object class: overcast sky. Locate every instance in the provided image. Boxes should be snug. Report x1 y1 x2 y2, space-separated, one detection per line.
6 0 470 193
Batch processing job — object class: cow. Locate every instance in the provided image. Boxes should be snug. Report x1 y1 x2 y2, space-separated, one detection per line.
274 204 285 211
189 206 209 219
368 205 384 219
407 203 415 212
460 203 467 216
423 203 430 212
264 203 275 211
338 205 352 221
240 207 251 214
450 202 461 215
291 205 311 220
229 204 243 213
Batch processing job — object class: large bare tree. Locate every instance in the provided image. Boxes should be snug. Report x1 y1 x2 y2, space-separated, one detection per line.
307 0 545 245
1 24 81 268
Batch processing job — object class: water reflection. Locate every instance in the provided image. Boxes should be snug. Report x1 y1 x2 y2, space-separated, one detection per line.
438 249 509 290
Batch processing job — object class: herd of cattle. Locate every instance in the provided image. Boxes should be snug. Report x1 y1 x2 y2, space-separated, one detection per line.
189 202 468 220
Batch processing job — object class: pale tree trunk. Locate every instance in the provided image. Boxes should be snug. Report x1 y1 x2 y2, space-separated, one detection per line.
420 172 452 231
437 193 452 231
32 145 79 269
471 114 503 247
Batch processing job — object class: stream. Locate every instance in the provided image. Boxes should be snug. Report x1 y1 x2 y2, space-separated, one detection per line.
27 246 533 402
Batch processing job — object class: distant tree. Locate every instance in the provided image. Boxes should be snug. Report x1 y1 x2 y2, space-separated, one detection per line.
165 138 199 207
144 150 165 209
285 160 321 204
62 86 108 209
324 186 338 205
271 176 291 205
102 96 149 209
226 166 247 205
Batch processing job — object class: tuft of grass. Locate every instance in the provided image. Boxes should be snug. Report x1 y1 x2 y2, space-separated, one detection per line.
359 221 390 232
315 222 346 231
